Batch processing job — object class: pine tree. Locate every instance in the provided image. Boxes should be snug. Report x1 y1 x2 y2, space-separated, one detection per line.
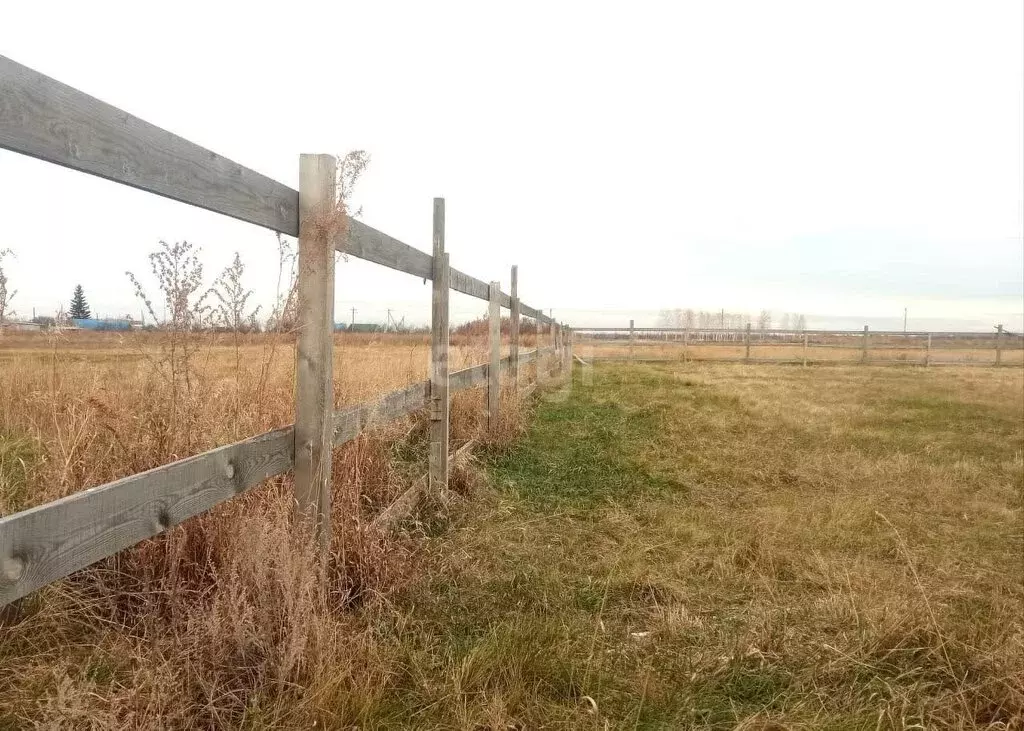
69 284 91 319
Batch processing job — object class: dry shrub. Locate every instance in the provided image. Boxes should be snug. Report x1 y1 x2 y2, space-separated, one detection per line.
0 163 553 724
0 322 544 726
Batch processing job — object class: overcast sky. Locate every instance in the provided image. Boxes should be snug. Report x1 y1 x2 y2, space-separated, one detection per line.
2 0 1022 331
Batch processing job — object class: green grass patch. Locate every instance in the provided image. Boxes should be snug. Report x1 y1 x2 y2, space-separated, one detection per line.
488 376 685 508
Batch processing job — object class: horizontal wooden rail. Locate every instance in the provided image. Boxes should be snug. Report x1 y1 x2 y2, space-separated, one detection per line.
575 327 1007 337
0 54 299 234
519 303 545 321
0 56 569 606
448 348 546 392
0 346 554 606
590 356 1008 367
0 55 554 326
0 426 295 606
344 220 433 279
333 379 429 443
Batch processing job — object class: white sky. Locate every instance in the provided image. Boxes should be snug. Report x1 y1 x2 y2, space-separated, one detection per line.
2 0 1022 332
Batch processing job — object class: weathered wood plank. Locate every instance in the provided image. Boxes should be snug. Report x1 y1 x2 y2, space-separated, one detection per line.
567 327 574 392
429 200 450 494
0 426 294 606
333 380 430 444
488 281 501 432
369 476 426 533
1 359 546 607
510 266 520 390
519 303 552 324
0 55 299 234
294 154 337 561
449 267 489 301
450 363 489 392
518 348 539 365
341 219 433 279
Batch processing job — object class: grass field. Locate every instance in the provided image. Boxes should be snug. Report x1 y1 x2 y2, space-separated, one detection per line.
363 361 1022 729
577 337 1024 367
1 338 1022 728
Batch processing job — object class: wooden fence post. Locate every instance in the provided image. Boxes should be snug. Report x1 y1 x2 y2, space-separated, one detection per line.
745 323 751 362
629 319 635 362
683 327 689 361
996 324 1003 366
559 323 566 378
429 199 449 493
488 280 501 433
862 325 869 363
536 314 548 390
802 331 808 367
294 153 337 562
925 333 932 367
561 323 569 378
510 266 519 391
567 327 574 392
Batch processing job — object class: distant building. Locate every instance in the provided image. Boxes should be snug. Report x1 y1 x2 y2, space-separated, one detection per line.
336 323 382 333
71 318 133 331
0 320 42 332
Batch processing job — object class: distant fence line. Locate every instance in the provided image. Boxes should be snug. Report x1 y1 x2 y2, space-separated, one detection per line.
574 322 1022 368
0 56 573 606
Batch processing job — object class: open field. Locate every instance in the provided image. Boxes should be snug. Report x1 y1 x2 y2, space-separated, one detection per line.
0 330 542 512
1 340 1022 728
364 361 1022 728
577 337 1024 367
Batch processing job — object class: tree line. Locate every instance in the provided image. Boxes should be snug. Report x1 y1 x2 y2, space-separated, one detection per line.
657 308 807 331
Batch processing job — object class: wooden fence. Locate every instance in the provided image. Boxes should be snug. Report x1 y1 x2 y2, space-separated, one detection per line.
0 56 573 606
575 324 1022 367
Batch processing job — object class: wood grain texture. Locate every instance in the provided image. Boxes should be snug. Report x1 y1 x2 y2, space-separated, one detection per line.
488 281 501 432
294 154 336 559
0 56 542 320
519 303 552 324
517 348 539 368
510 266 520 389
0 55 299 234
449 267 489 301
0 349 559 606
369 476 426 533
333 380 430 444
429 200 450 494
341 219 433 279
0 426 294 606
449 363 489 392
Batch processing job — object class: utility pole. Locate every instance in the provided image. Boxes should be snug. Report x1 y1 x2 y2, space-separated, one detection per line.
350 307 356 326
903 307 907 334
720 308 725 329
386 308 392 332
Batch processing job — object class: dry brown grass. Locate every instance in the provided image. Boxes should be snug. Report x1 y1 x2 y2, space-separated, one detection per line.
0 329 546 728
1 333 1019 728
392 362 1023 728
578 336 1024 367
